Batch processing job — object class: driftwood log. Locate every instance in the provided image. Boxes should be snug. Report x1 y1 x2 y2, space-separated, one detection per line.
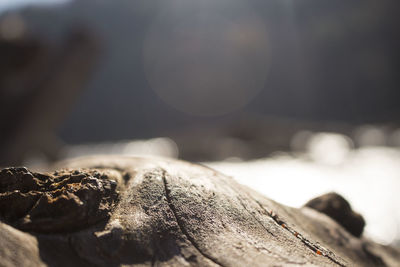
0 156 399 266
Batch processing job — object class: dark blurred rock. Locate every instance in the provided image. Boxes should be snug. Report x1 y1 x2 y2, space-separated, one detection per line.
305 192 365 237
0 156 399 266
0 28 100 166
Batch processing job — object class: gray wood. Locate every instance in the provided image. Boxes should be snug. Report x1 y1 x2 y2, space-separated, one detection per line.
0 156 399 266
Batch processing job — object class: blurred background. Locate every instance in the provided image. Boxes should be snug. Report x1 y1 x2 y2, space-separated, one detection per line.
0 0 399 247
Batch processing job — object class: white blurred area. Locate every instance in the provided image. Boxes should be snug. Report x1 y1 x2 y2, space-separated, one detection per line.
62 137 179 159
22 137 180 169
206 129 400 246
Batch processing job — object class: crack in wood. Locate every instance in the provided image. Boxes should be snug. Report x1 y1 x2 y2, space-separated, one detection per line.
252 198 347 267
235 195 276 237
161 170 225 267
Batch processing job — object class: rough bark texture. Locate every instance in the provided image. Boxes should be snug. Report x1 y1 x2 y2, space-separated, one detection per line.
0 156 399 266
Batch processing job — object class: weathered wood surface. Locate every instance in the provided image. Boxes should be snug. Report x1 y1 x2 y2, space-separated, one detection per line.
1 156 399 266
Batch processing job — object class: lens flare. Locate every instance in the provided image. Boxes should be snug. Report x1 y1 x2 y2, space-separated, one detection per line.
143 0 270 116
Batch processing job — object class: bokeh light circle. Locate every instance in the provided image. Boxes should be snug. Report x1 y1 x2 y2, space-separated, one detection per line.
143 0 270 116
